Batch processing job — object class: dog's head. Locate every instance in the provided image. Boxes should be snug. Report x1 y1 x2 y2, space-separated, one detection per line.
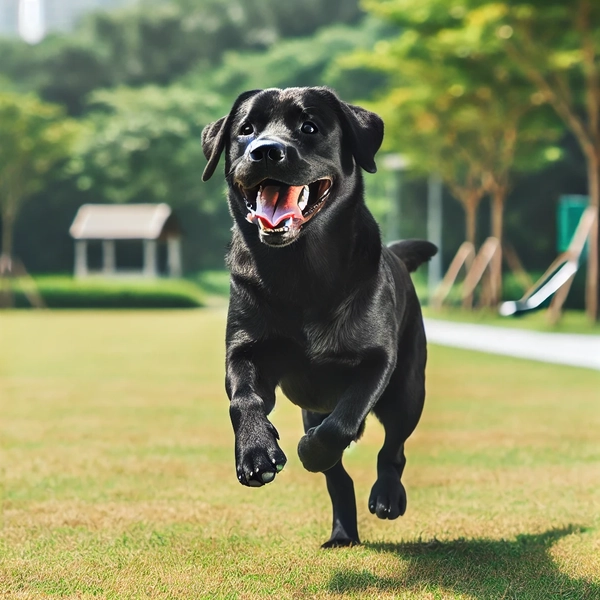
201 87 384 247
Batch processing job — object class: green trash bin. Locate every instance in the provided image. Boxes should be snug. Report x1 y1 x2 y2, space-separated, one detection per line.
557 195 589 255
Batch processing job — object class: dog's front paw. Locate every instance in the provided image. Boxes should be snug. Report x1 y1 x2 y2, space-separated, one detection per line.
236 422 287 487
297 427 344 473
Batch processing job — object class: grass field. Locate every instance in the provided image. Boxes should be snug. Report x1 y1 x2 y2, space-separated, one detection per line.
1 309 599 599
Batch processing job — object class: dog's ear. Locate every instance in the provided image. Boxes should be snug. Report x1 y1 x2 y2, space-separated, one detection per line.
338 102 384 174
201 117 226 181
201 90 261 182
315 88 383 173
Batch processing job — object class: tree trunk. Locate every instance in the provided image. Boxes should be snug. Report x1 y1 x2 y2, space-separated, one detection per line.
490 189 506 305
585 149 599 321
491 190 504 241
1 207 15 260
465 198 477 247
0 206 15 308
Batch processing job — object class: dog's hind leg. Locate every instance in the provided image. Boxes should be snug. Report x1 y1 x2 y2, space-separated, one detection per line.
369 352 425 520
368 427 409 520
302 410 360 548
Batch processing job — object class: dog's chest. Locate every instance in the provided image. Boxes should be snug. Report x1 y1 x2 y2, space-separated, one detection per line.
277 311 365 412
300 308 363 365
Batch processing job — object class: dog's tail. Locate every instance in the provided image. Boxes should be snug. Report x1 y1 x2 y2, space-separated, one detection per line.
388 239 438 273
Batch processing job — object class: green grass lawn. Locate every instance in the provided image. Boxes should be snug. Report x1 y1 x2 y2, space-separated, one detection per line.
1 310 599 599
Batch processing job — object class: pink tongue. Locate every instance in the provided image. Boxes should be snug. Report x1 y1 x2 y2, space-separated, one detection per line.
253 185 304 228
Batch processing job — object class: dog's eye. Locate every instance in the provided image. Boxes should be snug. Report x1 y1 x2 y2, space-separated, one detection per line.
240 123 254 136
301 122 318 134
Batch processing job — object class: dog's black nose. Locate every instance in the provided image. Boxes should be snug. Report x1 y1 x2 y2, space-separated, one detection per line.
247 140 286 163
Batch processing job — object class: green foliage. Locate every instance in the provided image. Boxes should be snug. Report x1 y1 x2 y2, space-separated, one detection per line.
185 18 390 101
75 85 217 205
360 0 600 317
0 0 364 115
72 85 232 270
0 34 113 116
0 93 80 201
0 0 594 280
353 1 563 197
193 270 231 297
0 92 83 257
171 0 362 41
12 275 204 309
0 2 395 275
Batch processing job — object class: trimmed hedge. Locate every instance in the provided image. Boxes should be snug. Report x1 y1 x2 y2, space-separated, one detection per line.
193 270 230 297
11 276 204 309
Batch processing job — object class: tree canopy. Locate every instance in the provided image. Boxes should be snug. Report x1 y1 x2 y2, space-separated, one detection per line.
0 0 596 316
354 0 596 314
0 93 82 260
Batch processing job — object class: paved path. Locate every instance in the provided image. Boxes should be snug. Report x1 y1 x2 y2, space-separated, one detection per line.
424 319 600 371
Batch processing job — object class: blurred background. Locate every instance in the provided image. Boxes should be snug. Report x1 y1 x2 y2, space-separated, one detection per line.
0 0 598 319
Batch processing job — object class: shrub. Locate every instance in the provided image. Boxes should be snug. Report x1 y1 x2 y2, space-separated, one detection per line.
192 270 230 297
11 276 204 309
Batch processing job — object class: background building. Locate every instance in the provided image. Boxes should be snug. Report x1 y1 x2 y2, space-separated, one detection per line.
0 0 18 35
0 0 135 38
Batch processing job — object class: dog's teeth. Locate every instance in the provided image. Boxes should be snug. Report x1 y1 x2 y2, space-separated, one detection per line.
257 218 292 234
298 185 309 211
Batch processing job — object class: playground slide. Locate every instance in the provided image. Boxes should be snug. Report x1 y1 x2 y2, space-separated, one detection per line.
499 205 596 318
499 259 578 316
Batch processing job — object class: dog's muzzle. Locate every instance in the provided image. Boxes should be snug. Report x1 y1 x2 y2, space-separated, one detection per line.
239 178 333 242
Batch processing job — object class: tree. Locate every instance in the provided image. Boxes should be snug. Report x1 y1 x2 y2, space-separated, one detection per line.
352 9 557 238
74 85 232 269
465 0 600 320
0 0 379 274
0 93 81 263
171 0 362 41
352 0 562 300
184 18 389 102
0 0 364 116
366 0 600 317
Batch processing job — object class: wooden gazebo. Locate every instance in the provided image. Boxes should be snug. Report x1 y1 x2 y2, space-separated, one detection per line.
69 204 182 278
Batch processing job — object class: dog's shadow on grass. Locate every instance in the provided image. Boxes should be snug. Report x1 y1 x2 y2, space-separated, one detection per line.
329 526 598 599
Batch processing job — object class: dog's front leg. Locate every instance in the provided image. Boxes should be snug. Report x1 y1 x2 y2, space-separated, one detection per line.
227 346 287 487
298 349 394 473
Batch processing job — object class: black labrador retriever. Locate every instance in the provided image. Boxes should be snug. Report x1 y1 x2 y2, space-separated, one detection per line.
202 87 437 547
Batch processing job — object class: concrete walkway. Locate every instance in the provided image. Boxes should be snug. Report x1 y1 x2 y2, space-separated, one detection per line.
424 318 600 371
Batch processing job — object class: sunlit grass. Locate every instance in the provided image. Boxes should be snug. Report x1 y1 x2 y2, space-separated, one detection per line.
1 309 599 599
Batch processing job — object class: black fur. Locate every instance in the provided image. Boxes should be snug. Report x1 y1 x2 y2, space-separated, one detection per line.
202 87 437 547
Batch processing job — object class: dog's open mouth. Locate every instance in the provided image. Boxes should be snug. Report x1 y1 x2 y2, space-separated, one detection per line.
241 178 332 234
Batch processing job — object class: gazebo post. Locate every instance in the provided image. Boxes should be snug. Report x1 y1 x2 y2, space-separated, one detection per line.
143 239 157 278
102 240 116 275
167 237 182 278
74 240 88 278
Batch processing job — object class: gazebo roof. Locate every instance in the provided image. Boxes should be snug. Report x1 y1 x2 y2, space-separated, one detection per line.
70 204 177 240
